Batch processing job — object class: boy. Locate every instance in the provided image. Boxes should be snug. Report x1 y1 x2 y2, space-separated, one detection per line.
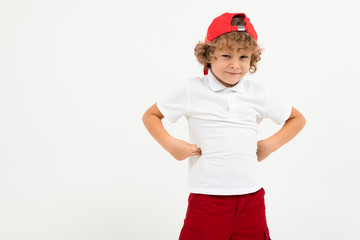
142 12 306 240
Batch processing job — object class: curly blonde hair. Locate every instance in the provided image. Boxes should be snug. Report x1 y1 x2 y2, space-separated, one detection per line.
194 16 263 73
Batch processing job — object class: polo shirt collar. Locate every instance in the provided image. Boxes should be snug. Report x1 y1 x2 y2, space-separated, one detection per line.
207 69 246 93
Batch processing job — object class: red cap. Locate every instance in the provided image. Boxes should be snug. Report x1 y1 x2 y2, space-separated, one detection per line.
203 12 258 75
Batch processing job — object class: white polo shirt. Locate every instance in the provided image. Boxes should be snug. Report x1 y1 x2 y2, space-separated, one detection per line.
156 69 292 195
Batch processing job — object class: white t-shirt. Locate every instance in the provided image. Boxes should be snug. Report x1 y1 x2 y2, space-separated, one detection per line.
156 70 292 195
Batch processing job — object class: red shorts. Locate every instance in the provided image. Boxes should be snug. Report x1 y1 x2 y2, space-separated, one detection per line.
179 188 271 240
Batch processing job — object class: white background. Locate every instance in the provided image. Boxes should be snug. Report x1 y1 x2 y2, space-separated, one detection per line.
1 0 359 239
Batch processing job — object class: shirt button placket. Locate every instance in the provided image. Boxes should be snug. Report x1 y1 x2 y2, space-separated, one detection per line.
224 90 231 111
224 89 230 111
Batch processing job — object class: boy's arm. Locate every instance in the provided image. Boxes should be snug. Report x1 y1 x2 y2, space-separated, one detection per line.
142 103 173 151
257 106 306 161
142 103 202 160
268 106 306 151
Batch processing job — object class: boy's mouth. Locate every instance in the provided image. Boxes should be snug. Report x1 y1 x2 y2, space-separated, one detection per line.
226 72 241 75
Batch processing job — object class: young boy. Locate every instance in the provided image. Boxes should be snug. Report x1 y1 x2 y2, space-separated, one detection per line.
142 12 306 240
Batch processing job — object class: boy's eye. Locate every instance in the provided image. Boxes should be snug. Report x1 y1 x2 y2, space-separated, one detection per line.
222 55 231 58
240 55 249 59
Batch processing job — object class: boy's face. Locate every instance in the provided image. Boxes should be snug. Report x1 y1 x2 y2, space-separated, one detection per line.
210 47 252 87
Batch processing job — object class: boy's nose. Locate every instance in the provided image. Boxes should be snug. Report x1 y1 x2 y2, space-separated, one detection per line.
230 60 241 69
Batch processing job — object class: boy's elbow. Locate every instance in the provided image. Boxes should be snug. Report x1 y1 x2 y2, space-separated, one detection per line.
142 109 163 126
302 115 306 126
298 110 306 126
285 107 306 130
143 104 165 122
142 112 150 125
142 113 146 124
296 112 306 129
299 116 306 130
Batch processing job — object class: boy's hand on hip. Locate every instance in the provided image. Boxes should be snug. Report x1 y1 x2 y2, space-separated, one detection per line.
256 139 275 162
167 138 202 161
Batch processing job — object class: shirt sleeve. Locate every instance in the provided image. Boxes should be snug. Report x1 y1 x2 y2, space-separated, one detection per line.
156 80 188 123
263 85 292 125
